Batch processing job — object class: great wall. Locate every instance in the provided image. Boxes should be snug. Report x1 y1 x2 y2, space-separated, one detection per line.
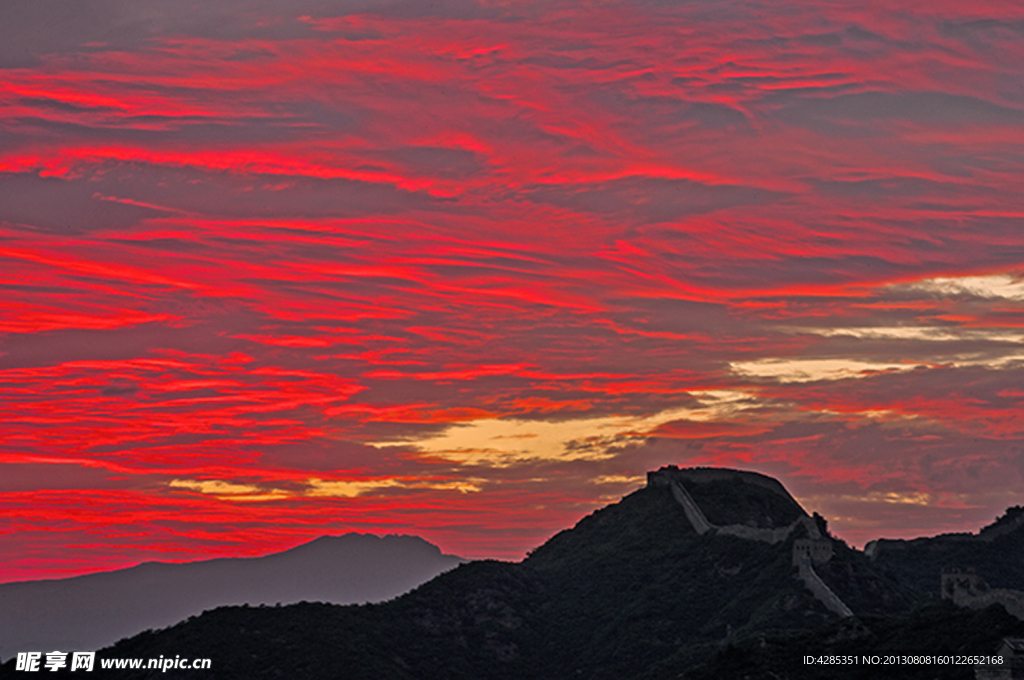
865 510 1024 623
649 466 1024 627
941 570 1024 621
647 466 854 618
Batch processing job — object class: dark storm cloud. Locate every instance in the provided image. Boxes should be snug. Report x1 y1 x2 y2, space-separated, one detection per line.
0 129 17 154
0 163 455 232
0 0 504 68
0 463 134 492
7 103 360 146
772 91 1024 130
588 89 750 131
523 176 785 222
939 18 1024 40
253 436 407 473
109 164 455 219
17 97 120 115
909 143 1024 180
805 176 991 200
0 322 246 370
521 54 639 71
376 146 487 179
791 24 931 53
0 172 168 234
605 297 748 336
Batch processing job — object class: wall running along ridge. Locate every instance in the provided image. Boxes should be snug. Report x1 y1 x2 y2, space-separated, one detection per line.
648 467 853 618
942 571 1024 622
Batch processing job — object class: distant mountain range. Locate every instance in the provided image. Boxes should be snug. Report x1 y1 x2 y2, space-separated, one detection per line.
3 467 1023 679
0 534 465 662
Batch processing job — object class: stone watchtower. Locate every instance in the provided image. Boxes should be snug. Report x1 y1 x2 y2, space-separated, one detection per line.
942 569 987 600
792 537 834 566
942 569 1024 623
975 638 1024 680
648 465 853 619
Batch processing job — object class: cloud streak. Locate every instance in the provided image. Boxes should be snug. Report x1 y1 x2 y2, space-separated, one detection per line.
1 0 1023 580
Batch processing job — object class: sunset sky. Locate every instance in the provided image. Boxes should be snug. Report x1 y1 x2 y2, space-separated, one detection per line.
2 0 1023 582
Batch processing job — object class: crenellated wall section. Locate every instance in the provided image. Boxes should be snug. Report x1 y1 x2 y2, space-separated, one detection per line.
649 466 853 619
942 570 1024 622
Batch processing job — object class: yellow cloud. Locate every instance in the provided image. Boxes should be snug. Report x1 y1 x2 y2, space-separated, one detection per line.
899 273 1024 301
304 477 483 497
169 476 485 501
369 394 761 466
168 479 291 502
592 474 647 485
807 326 1024 343
730 358 917 383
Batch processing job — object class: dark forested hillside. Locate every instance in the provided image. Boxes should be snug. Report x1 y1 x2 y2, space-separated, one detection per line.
868 506 1024 598
5 470 1021 680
